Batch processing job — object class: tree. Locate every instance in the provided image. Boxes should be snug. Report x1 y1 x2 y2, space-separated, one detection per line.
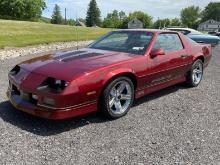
86 0 101 27
0 0 46 20
153 18 171 29
119 11 126 21
67 19 76 26
202 2 220 22
181 6 201 29
170 18 181 27
102 10 126 28
51 4 63 24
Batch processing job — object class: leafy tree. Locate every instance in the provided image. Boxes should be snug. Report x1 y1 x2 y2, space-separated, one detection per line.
67 19 76 26
0 0 46 20
86 0 101 27
102 10 126 28
51 4 63 24
153 18 171 29
181 6 201 29
170 18 181 26
119 11 126 21
202 2 220 22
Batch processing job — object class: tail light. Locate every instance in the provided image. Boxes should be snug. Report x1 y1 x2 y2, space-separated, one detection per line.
202 46 210 56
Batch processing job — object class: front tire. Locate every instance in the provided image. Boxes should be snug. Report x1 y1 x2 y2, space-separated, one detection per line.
100 77 134 119
186 59 203 87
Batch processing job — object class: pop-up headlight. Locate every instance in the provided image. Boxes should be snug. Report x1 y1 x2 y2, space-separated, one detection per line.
38 77 69 93
10 65 20 76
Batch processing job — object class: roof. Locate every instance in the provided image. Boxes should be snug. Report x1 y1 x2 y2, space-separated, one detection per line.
114 29 176 33
128 18 143 24
199 19 220 26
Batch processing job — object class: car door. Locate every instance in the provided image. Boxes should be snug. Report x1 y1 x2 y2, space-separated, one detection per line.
163 33 192 80
138 33 172 88
143 33 191 87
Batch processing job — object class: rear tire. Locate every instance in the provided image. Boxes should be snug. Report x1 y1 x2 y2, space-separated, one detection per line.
186 59 203 87
99 77 134 119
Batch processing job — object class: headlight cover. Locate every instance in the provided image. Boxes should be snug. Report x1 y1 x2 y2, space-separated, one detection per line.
10 65 20 76
38 77 69 93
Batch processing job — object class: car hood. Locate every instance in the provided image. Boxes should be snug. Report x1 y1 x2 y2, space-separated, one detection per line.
19 48 138 81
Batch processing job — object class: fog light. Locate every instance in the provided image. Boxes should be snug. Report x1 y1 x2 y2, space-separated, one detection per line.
43 97 55 106
32 94 38 100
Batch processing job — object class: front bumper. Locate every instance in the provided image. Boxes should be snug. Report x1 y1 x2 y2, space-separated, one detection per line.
7 88 97 120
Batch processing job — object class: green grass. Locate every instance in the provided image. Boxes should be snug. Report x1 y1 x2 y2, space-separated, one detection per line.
0 19 111 48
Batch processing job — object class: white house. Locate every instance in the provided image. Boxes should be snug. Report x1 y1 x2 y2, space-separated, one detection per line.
198 19 220 32
128 19 143 29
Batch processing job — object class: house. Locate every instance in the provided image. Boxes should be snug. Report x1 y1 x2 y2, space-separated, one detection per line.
128 19 143 29
198 19 220 32
76 20 86 27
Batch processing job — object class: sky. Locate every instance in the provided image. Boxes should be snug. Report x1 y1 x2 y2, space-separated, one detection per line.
43 0 220 20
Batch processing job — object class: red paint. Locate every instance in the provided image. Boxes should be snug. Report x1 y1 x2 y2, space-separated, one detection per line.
7 30 212 120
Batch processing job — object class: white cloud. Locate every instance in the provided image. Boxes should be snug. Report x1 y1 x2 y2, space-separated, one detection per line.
43 0 220 20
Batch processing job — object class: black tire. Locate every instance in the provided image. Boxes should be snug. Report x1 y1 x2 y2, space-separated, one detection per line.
99 77 135 119
186 59 203 87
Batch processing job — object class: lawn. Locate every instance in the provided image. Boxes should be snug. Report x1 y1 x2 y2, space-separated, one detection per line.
0 19 111 48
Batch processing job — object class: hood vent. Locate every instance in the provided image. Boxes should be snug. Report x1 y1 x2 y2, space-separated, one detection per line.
61 52 103 62
54 50 86 60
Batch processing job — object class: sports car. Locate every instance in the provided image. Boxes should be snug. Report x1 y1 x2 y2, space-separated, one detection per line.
167 27 220 46
7 29 212 120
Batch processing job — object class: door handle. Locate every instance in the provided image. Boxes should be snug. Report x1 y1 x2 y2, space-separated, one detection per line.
181 55 189 59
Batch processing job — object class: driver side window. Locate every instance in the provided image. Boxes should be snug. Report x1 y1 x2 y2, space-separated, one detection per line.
153 33 184 52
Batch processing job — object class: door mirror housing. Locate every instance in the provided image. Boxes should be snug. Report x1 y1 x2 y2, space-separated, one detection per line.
150 48 165 58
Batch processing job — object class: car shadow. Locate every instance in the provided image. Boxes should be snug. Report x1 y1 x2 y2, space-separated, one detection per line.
0 83 187 136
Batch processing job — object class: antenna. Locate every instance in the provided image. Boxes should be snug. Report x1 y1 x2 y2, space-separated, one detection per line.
65 8 67 25
76 11 79 50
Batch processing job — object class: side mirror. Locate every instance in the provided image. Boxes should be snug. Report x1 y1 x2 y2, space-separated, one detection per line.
150 48 165 58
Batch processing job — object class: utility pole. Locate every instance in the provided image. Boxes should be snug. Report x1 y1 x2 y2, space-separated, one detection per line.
65 8 67 24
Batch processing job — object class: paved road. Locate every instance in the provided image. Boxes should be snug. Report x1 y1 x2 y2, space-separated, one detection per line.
0 46 220 164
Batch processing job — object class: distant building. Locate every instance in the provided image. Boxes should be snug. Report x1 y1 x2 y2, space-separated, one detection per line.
76 20 86 27
198 19 220 32
128 19 143 29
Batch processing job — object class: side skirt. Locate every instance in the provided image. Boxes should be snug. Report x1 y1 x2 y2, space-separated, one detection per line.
135 76 186 99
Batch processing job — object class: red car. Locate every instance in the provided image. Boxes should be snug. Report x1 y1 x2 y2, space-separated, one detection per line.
7 29 212 120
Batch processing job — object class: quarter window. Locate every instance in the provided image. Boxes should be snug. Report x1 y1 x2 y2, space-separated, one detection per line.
153 33 184 52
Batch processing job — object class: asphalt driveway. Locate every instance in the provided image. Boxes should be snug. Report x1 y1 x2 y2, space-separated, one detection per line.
0 46 220 164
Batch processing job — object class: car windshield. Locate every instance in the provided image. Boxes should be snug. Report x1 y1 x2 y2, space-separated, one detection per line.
89 31 154 55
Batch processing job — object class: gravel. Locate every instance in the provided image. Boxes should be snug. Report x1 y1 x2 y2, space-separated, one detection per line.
0 41 92 60
0 45 220 164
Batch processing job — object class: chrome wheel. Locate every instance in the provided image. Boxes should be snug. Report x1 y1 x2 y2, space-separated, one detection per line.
108 80 132 115
192 62 203 85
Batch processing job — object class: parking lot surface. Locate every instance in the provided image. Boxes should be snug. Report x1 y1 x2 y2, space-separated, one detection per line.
0 46 220 164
